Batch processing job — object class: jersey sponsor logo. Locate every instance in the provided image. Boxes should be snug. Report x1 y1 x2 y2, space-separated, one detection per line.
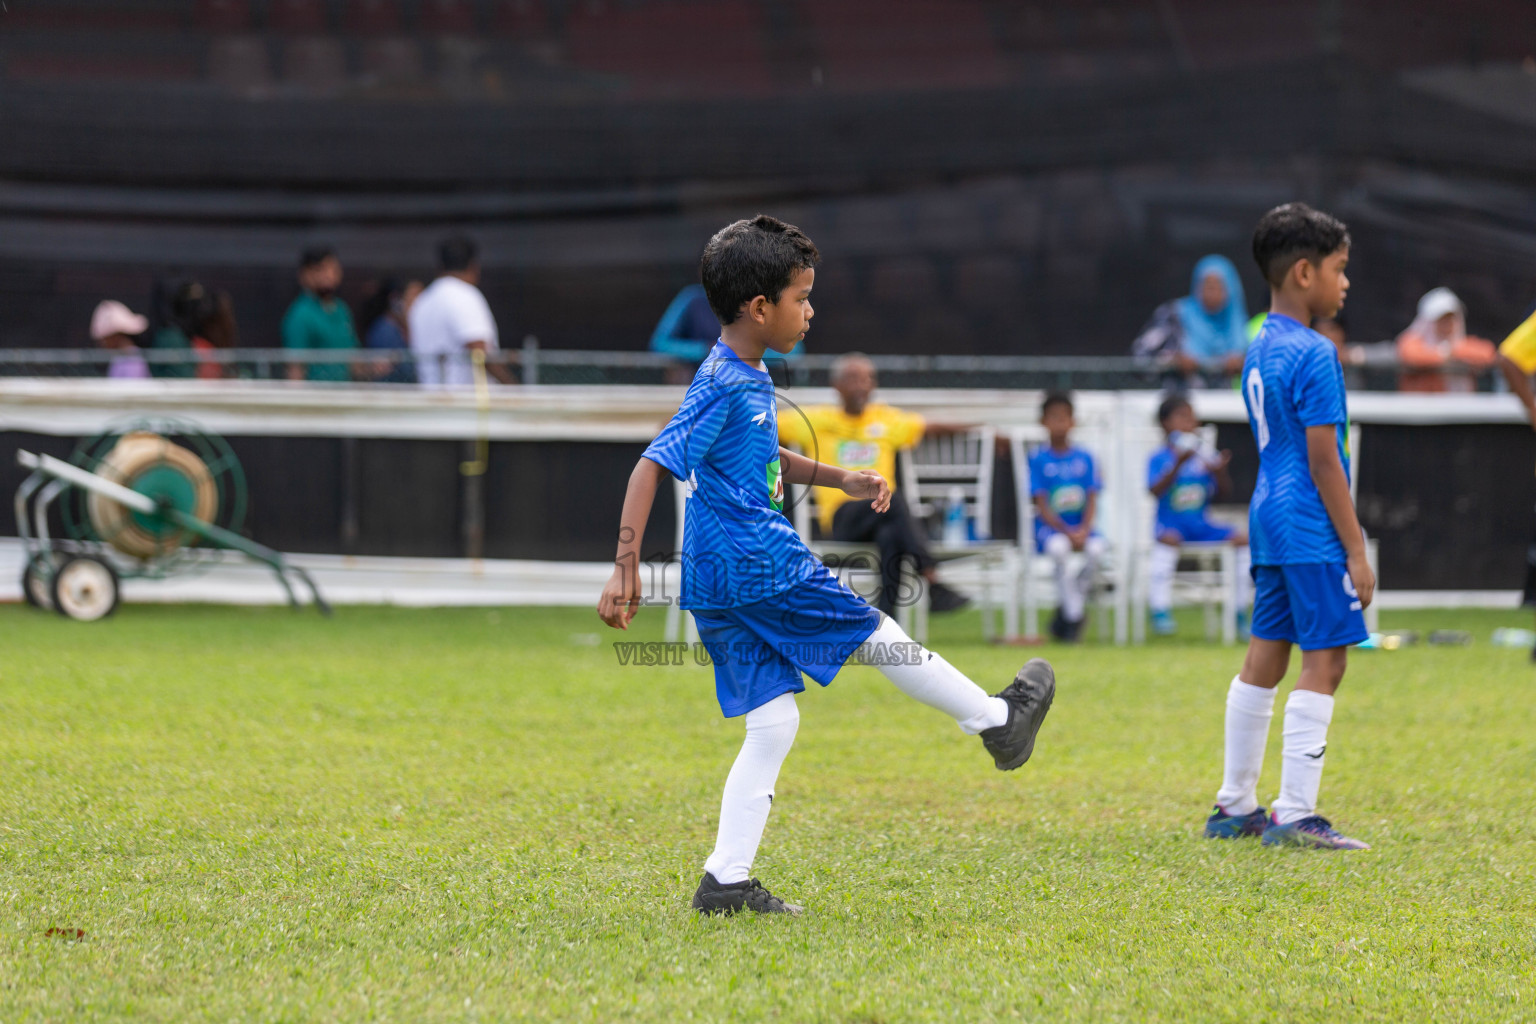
864 421 886 437
766 457 784 512
1050 484 1086 513
1169 481 1208 513
836 440 881 469
752 410 770 428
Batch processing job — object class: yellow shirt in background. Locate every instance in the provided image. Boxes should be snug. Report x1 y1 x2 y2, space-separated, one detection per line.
1498 309 1536 374
779 403 925 533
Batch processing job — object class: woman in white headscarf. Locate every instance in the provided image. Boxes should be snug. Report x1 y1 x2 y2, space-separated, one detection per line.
1396 287 1496 392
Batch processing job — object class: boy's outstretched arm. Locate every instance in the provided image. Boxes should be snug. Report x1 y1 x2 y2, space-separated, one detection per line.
597 456 667 629
1306 424 1375 608
778 446 890 512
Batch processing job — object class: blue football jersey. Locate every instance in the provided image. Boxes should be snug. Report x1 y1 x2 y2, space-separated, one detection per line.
642 341 817 608
1147 446 1216 533
1028 445 1100 528
1242 313 1351 565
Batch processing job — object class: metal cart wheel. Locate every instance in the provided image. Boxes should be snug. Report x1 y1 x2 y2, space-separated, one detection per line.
21 556 53 610
50 555 121 622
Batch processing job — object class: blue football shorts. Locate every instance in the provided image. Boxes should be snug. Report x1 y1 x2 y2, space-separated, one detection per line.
691 563 883 718
1155 516 1236 544
1250 562 1369 651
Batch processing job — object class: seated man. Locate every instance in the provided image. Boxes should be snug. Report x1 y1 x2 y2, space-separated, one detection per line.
778 353 968 616
1029 392 1108 641
1146 395 1251 637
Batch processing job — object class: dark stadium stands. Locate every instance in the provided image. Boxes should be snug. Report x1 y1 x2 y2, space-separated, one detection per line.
1 0 1535 357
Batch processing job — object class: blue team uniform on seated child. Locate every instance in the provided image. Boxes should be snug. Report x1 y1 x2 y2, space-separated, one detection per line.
1147 445 1235 543
1242 313 1368 651
642 341 882 718
1027 446 1101 551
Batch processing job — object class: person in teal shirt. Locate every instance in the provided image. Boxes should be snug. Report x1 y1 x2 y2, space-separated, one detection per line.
282 245 358 382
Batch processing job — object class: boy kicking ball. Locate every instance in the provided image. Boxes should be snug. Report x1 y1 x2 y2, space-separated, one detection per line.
1205 202 1375 851
598 215 1055 914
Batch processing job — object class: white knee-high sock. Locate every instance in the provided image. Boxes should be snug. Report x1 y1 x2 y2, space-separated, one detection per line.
1149 542 1179 614
867 616 1008 734
703 693 799 884
1273 689 1334 825
1235 545 1253 608
1213 677 1276 815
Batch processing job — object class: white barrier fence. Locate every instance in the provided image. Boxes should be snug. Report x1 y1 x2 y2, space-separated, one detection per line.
1 379 1527 615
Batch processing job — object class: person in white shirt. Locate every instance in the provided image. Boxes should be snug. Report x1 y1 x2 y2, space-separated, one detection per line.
408 235 514 388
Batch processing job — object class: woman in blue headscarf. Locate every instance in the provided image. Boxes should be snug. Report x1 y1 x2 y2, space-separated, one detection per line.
1175 254 1249 379
1133 254 1250 387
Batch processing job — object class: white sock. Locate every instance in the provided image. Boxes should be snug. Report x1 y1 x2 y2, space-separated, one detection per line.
1045 533 1083 621
1235 545 1252 608
1272 689 1334 825
702 693 799 884
1213 677 1276 815
1149 542 1178 614
867 616 1008 734
1072 535 1107 621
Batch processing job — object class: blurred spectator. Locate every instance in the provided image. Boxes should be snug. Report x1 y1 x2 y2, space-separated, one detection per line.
777 353 970 616
358 277 423 384
90 300 151 379
191 288 239 380
282 245 360 383
148 276 197 379
1396 287 1497 393
410 235 514 389
649 283 717 363
650 281 801 385
1132 254 1249 389
1313 313 1364 367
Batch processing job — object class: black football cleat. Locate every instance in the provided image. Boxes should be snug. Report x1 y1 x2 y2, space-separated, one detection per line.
691 872 803 916
980 658 1056 771
928 582 972 614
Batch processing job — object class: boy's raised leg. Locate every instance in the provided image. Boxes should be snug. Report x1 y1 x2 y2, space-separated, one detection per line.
864 616 1054 770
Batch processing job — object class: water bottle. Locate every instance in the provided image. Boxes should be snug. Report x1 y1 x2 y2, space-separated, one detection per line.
1491 627 1536 648
943 486 968 546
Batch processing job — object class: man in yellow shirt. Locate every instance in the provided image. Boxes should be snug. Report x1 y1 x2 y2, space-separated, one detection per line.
779 353 969 615
1496 306 1536 654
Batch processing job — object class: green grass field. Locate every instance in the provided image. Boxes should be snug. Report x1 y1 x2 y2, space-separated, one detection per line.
2 602 1533 1022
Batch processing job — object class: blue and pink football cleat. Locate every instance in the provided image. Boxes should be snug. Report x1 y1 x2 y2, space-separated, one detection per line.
1204 804 1269 839
1261 814 1370 850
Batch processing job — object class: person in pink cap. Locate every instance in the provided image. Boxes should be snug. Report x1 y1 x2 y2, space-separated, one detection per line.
90 300 151 379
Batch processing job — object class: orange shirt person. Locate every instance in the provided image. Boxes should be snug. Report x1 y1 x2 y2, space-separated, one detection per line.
1395 287 1496 392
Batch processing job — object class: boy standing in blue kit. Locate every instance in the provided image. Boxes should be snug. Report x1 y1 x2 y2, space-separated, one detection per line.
1204 203 1376 850
598 215 1056 914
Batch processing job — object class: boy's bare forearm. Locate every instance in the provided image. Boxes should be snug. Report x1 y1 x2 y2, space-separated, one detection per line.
1306 426 1364 557
778 446 850 489
1079 492 1097 533
1033 496 1069 534
614 457 665 563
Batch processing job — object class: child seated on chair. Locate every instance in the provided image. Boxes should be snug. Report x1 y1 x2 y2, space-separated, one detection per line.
1028 391 1108 642
1146 395 1251 637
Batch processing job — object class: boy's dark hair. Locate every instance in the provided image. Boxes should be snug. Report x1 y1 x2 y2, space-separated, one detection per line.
1158 394 1192 426
1251 202 1350 288
1040 390 1073 417
699 214 820 325
439 234 479 272
299 245 336 270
